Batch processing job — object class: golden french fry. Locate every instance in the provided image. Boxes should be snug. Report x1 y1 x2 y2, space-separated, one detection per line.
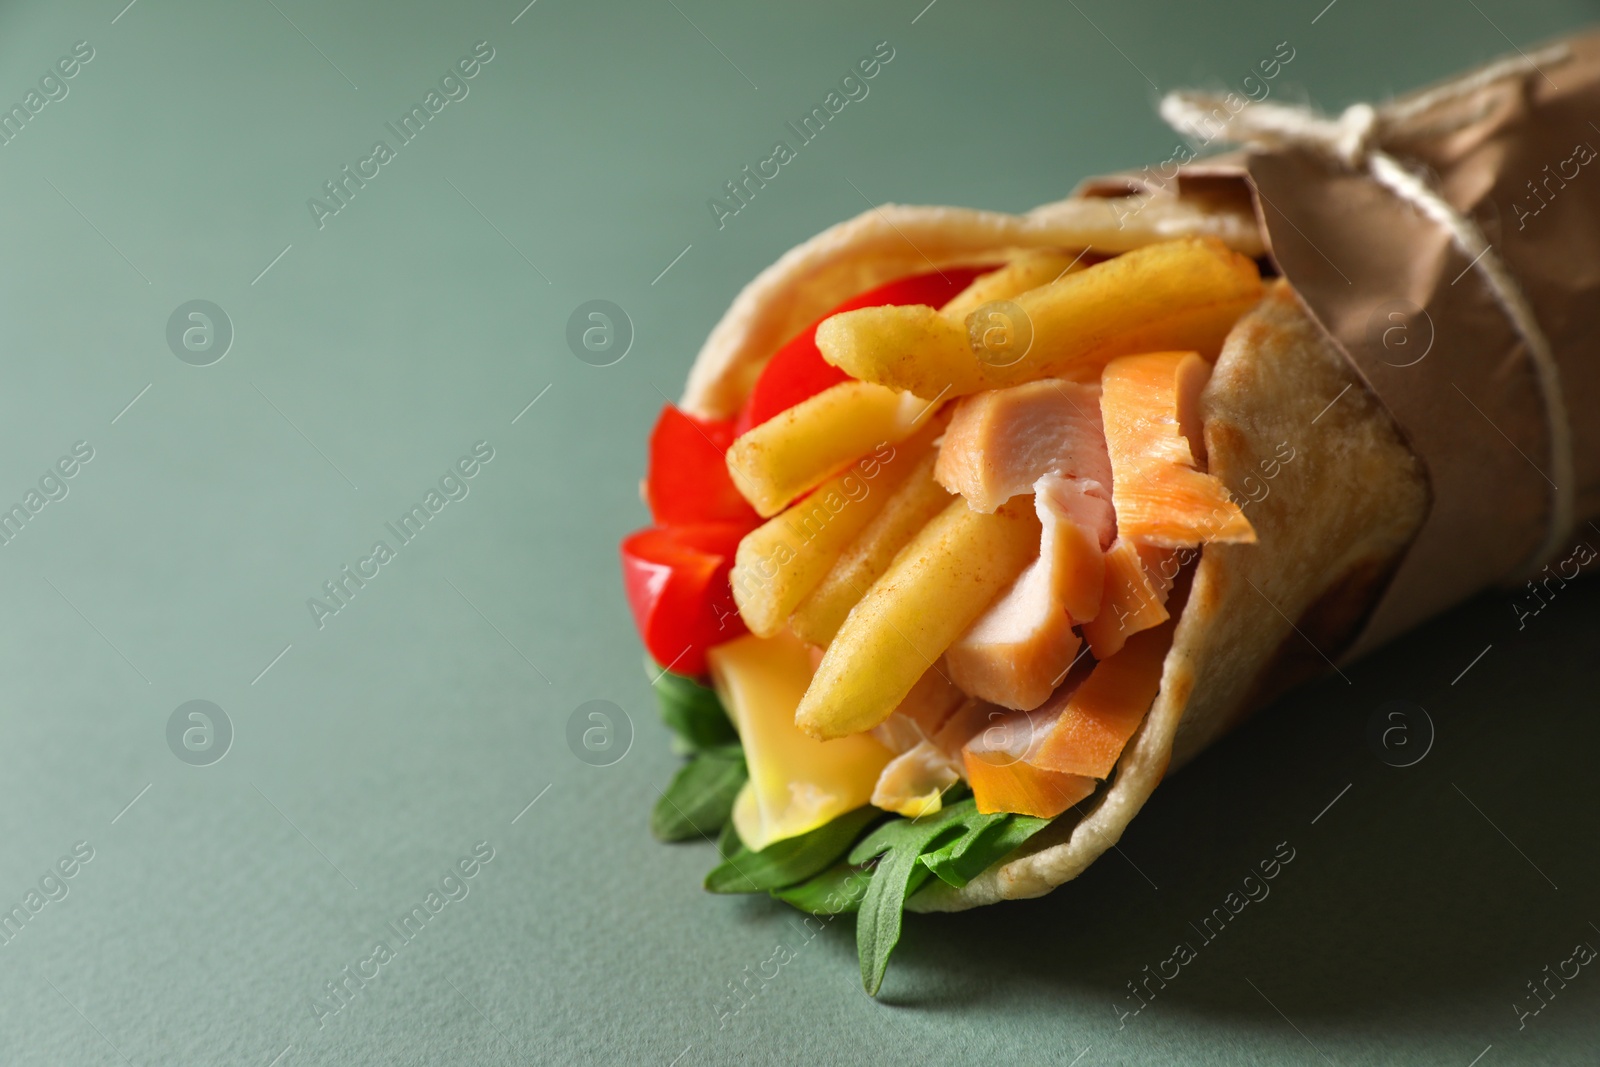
725 381 933 517
815 236 1263 400
789 449 953 646
794 496 1042 741
730 421 942 638
938 248 1087 321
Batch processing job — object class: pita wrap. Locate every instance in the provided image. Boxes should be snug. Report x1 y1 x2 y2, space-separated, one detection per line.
664 33 1600 913
914 282 1428 908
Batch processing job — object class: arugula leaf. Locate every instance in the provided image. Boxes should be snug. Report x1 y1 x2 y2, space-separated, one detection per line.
848 807 972 995
918 813 1050 889
705 806 881 894
772 862 873 915
650 746 746 842
646 659 738 754
848 798 1033 995
715 817 742 860
640 653 1062 994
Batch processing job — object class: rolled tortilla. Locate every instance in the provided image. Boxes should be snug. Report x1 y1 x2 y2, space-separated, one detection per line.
680 198 1429 908
917 281 1429 907
672 30 1600 915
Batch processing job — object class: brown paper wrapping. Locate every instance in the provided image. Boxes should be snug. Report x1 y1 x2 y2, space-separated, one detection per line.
1081 29 1600 657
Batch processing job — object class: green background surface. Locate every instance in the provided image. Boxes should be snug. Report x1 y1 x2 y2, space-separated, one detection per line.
1 0 1598 1063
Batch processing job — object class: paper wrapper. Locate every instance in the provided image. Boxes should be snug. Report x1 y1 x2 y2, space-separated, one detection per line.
1079 28 1600 658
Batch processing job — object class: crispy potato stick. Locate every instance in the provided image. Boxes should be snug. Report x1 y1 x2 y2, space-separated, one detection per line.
789 450 954 646
682 194 1266 420
795 497 1041 741
726 381 934 517
730 420 944 638
938 248 1088 321
815 236 1263 400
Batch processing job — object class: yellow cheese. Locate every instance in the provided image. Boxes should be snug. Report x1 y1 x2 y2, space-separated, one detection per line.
708 632 891 851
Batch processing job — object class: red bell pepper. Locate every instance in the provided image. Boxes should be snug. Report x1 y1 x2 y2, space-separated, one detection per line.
620 523 748 677
623 264 1000 676
734 264 995 435
644 405 759 526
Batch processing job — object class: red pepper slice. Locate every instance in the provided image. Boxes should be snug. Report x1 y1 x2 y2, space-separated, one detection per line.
645 405 759 527
624 264 999 674
620 523 748 677
734 265 995 435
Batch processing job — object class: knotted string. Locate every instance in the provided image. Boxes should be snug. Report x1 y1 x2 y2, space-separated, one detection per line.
1160 45 1576 571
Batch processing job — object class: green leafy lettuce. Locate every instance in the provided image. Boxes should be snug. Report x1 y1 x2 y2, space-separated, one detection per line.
849 799 1049 994
705 805 881 893
647 663 745 842
646 664 1055 993
647 656 738 752
650 744 745 842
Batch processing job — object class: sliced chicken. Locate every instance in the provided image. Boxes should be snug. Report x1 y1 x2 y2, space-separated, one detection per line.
869 664 966 754
1030 617 1176 779
932 697 990 761
869 668 971 817
871 741 963 818
1099 351 1253 546
943 472 1113 710
945 545 1081 712
935 379 1111 513
1035 473 1114 623
936 699 1097 819
1080 538 1178 659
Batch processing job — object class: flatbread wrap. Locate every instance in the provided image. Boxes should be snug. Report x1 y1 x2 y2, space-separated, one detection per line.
621 34 1599 993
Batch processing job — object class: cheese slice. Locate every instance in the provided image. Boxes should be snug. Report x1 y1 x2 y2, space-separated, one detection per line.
708 632 891 851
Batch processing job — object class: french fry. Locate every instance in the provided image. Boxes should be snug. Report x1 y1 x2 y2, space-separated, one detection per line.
815 236 1263 400
789 450 954 646
730 420 943 638
725 381 933 517
938 248 1088 321
794 496 1042 741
